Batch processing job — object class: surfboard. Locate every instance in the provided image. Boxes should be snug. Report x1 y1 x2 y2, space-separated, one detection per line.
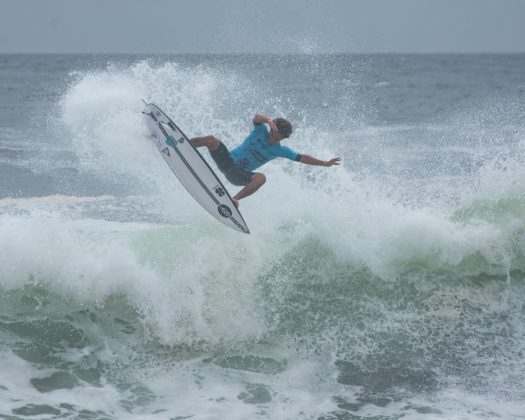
142 102 250 234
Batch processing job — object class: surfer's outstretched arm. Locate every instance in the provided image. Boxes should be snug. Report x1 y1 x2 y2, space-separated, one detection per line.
299 155 341 167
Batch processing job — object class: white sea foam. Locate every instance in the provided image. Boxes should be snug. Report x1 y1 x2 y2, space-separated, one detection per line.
0 194 115 207
2 61 524 337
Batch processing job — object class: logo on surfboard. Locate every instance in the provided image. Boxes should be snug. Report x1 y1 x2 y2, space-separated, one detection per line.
214 186 226 197
166 136 185 148
217 204 232 218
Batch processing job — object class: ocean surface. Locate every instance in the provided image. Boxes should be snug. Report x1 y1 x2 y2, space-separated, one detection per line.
0 53 524 419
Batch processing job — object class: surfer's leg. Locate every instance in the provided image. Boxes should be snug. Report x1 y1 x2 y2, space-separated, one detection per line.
233 173 266 204
189 135 221 151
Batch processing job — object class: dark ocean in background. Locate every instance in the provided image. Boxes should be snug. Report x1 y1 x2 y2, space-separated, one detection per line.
0 54 524 419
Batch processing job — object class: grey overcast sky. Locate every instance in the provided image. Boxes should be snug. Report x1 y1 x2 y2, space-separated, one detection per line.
1 0 524 54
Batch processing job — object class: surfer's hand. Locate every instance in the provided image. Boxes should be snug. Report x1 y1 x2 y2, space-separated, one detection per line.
268 119 277 133
325 157 341 167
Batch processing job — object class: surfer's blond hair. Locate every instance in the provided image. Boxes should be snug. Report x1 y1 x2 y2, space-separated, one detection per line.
275 118 293 138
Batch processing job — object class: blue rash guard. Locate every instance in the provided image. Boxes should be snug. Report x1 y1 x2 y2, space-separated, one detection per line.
230 123 300 171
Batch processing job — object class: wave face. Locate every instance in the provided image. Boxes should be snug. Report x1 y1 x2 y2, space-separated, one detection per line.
0 54 524 419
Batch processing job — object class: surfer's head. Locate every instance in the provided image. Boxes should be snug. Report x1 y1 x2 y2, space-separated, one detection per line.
275 118 293 139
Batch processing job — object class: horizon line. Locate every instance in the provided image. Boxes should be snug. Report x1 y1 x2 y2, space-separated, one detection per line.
1 51 525 56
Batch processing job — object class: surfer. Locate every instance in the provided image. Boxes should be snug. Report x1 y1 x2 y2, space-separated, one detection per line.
190 114 340 207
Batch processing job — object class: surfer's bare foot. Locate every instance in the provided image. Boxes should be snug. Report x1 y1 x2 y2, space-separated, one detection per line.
232 198 239 208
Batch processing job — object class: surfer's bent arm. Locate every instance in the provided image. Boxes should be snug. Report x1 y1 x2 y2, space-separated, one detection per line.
299 154 341 167
254 114 278 133
253 114 272 125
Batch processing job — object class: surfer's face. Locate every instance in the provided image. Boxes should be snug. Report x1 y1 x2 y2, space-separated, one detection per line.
273 128 290 141
270 129 286 142
276 130 287 140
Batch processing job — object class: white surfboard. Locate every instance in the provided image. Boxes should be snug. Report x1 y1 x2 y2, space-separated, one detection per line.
142 102 250 234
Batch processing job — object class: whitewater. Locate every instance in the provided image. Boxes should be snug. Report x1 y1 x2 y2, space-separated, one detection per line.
0 54 524 419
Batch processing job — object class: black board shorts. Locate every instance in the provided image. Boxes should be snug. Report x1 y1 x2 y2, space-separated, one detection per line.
210 143 255 186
